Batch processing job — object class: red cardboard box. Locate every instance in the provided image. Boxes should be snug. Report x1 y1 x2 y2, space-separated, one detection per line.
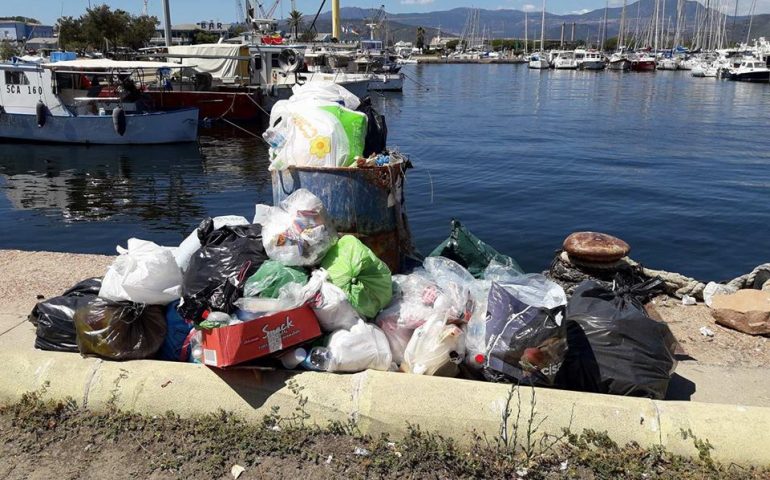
201 305 322 368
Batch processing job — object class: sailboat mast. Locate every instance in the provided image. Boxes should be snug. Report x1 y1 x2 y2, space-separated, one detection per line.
619 0 627 48
653 0 660 53
540 0 546 51
601 0 609 50
524 10 528 54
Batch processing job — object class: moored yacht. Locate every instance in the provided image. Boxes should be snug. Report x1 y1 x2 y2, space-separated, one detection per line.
528 53 550 69
727 57 770 82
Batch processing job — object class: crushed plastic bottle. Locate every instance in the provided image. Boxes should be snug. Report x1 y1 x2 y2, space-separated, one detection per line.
262 129 286 149
303 346 332 371
189 330 203 364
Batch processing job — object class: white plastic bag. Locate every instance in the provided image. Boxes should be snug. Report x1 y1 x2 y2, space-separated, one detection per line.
290 80 361 110
100 238 182 305
254 189 337 267
401 317 465 376
313 280 361 332
265 100 350 170
326 320 392 372
173 215 249 271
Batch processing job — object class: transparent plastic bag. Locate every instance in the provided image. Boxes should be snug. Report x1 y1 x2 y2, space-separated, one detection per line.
496 274 567 310
703 281 738 307
326 319 392 373
401 317 465 376
100 238 182 305
254 189 337 267
375 311 414 366
311 278 361 332
423 257 476 325
74 298 167 361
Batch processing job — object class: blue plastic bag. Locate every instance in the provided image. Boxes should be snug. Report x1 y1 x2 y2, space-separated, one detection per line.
159 300 194 361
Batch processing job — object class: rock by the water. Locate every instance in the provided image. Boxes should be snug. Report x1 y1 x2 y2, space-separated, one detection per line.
563 232 630 263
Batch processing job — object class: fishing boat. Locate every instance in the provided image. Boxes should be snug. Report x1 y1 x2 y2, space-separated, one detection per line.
727 58 770 82
575 49 606 70
0 59 198 144
657 57 680 70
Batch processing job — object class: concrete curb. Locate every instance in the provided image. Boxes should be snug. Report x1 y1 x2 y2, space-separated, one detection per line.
2 347 769 466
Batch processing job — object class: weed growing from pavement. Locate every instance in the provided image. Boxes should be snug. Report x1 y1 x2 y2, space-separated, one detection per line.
0 385 767 479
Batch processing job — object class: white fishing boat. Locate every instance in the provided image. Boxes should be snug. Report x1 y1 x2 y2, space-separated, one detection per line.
657 57 680 70
0 59 198 144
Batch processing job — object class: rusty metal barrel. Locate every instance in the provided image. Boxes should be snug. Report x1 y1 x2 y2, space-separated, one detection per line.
271 164 414 273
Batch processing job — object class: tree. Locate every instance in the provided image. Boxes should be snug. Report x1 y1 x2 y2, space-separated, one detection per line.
603 36 618 52
288 10 303 40
56 16 85 50
0 40 19 60
445 39 460 51
55 6 157 52
122 15 159 50
416 26 425 50
192 30 219 44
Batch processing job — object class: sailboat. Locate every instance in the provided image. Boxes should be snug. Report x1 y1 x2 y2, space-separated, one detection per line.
528 0 550 69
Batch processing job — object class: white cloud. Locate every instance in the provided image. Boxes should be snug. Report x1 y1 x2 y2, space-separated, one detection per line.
522 3 537 12
569 8 590 14
400 0 435 4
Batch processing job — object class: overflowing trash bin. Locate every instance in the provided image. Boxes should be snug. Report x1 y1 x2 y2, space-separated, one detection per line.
26 82 691 402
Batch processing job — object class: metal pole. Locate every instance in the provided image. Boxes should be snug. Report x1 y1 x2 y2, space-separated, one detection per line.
332 0 341 39
162 0 172 47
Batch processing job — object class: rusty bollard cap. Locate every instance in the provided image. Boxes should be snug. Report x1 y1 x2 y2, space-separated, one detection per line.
563 231 630 263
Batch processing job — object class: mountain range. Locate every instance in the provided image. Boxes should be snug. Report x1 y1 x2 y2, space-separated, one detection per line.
297 0 769 45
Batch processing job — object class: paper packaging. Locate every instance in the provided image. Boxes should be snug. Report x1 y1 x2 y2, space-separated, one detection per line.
201 306 322 368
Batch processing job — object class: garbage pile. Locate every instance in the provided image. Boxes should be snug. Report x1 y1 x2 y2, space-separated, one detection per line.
28 211 683 400
26 84 687 401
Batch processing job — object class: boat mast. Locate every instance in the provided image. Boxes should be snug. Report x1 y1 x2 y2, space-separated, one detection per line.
619 0 627 48
162 0 172 47
653 0 660 53
540 0 545 52
601 0 609 50
524 10 528 54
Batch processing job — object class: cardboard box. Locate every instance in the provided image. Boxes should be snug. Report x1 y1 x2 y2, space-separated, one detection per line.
201 305 322 368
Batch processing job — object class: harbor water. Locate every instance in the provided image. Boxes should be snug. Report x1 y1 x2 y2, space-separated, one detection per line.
1 63 768 280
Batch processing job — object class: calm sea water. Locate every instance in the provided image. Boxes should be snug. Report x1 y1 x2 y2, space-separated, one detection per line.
1 64 769 280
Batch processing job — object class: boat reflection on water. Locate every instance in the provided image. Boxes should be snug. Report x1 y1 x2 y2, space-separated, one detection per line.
0 127 272 252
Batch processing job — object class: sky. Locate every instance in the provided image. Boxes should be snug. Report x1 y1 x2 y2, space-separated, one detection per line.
3 0 768 26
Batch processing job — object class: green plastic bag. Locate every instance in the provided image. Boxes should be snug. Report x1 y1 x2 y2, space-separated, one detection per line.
320 235 393 319
429 219 523 279
319 105 367 166
243 260 308 298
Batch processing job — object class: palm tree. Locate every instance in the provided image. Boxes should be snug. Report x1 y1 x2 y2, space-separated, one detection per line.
288 10 303 40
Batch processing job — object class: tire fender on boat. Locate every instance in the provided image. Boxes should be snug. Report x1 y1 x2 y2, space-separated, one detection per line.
36 101 47 128
112 106 127 136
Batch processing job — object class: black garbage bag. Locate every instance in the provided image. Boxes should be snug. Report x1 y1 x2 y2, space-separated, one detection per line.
357 96 388 156
28 278 102 352
178 219 267 322
429 219 523 279
74 298 166 360
556 277 678 399
482 282 567 386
